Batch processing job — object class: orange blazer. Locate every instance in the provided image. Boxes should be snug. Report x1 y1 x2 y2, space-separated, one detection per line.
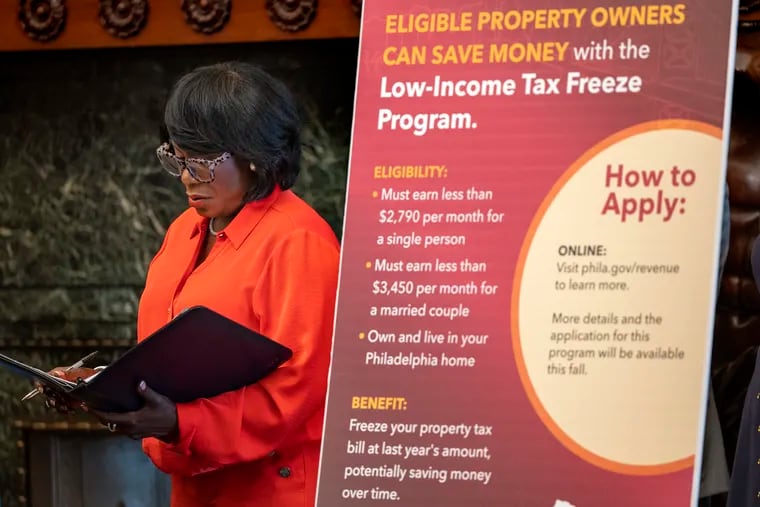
137 187 340 507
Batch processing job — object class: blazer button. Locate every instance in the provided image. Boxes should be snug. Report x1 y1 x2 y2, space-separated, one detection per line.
279 466 291 478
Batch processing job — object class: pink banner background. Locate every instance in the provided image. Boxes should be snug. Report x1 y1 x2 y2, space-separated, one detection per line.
316 1 736 505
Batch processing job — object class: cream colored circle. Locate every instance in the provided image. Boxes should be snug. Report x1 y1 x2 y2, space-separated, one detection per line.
518 127 722 466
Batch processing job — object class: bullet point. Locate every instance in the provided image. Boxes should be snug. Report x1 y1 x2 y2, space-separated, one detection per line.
359 332 366 339
365 261 372 269
372 191 378 198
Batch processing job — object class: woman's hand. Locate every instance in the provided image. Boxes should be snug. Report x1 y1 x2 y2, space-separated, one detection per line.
37 366 100 414
50 366 99 383
87 380 178 442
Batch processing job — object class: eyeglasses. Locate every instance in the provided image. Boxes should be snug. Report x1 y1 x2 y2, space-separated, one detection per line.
156 143 232 183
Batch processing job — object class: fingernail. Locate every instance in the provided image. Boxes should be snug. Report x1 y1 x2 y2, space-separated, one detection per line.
139 380 146 391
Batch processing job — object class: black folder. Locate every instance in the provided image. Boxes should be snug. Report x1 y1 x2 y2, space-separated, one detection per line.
0 306 293 412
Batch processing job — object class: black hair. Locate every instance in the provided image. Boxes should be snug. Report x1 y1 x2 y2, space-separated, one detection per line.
163 61 301 201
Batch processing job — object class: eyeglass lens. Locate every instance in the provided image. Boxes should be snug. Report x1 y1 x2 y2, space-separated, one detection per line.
158 147 214 182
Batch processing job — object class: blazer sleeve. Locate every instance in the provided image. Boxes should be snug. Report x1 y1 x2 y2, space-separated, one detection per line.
144 228 339 473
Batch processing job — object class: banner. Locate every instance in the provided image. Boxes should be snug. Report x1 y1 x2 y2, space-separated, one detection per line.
316 1 738 505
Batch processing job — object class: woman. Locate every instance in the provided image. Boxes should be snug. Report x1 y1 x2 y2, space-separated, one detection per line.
47 61 341 507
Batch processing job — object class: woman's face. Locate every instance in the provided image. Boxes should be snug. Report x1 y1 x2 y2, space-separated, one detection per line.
174 144 255 219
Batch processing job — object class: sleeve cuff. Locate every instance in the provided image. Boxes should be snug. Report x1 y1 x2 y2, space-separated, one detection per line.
165 400 202 456
142 437 214 476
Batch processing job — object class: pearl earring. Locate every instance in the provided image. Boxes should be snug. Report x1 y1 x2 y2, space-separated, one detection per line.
249 162 256 172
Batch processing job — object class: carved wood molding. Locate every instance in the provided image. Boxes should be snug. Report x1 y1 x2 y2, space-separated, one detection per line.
14 420 108 431
181 0 231 34
266 0 317 32
3 0 360 51
0 337 132 348
18 0 66 42
98 0 149 39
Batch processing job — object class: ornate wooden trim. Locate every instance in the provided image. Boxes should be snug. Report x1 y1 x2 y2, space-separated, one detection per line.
266 0 317 32
17 0 66 42
2 0 359 51
13 420 107 431
181 0 231 34
98 0 149 39
15 433 25 505
0 337 132 348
